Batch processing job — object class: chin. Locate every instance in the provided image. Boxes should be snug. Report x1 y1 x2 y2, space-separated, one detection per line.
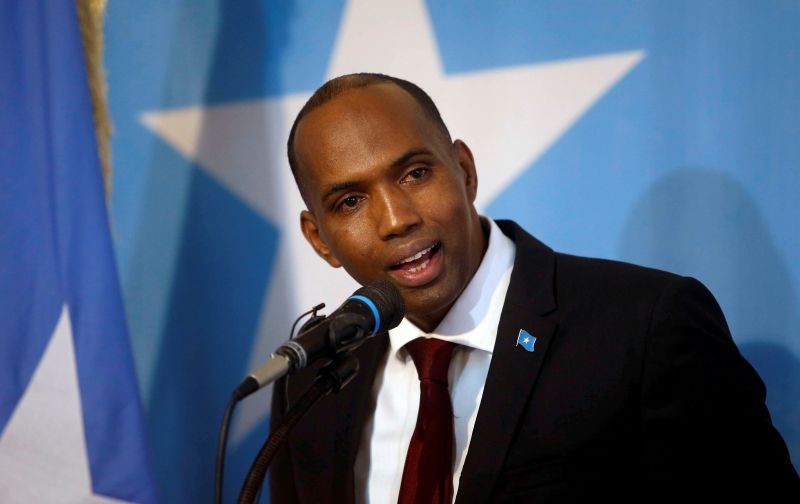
402 281 460 328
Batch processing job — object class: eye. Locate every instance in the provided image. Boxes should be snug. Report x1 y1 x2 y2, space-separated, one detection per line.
336 194 363 213
401 166 430 183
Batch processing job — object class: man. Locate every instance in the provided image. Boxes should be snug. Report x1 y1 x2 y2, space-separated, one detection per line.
270 73 798 503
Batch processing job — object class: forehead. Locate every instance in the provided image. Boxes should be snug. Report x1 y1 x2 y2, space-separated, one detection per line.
293 83 447 191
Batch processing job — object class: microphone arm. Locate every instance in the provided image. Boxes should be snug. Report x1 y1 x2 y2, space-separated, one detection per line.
237 354 359 504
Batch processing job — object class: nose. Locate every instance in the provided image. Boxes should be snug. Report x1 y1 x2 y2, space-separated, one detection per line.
374 186 422 240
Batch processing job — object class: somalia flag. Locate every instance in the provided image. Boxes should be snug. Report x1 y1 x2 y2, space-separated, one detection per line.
516 330 537 353
105 0 799 501
0 1 158 501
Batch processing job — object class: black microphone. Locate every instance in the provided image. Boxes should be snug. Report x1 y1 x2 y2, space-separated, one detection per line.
233 281 404 400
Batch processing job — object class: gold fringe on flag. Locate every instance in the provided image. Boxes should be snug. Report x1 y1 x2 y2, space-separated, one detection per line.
75 0 113 198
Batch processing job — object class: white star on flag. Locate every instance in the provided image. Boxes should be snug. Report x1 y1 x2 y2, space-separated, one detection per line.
140 0 644 442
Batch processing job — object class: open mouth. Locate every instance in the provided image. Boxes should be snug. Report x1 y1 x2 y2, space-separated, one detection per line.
390 242 442 274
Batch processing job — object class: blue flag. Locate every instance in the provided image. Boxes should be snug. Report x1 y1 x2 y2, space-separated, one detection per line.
516 330 537 353
0 1 158 501
103 0 800 497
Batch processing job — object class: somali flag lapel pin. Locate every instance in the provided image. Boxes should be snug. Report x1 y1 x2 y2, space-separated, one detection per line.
516 329 536 352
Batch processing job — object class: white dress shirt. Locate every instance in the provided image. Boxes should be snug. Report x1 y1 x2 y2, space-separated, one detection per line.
354 218 516 503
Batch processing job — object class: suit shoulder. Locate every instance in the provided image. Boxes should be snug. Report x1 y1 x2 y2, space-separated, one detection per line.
554 252 683 295
498 218 714 311
498 218 689 292
549 253 726 335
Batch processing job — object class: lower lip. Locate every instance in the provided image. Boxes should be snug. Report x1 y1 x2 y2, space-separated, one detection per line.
388 245 443 287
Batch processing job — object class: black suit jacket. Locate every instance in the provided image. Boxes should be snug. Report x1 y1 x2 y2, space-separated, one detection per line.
270 220 798 502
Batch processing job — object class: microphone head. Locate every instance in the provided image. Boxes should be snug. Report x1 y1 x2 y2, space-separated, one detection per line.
353 281 405 333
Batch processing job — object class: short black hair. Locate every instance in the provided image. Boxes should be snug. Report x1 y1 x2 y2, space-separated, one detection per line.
287 73 451 203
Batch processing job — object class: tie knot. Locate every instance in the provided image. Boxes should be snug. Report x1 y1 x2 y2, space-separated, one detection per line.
404 338 457 383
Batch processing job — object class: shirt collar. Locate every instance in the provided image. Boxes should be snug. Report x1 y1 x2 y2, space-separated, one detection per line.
389 218 516 356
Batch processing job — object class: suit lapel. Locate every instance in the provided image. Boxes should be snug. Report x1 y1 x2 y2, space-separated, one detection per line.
287 333 389 503
455 220 559 503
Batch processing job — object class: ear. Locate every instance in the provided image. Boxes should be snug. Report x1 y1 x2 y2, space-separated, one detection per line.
300 210 342 268
453 139 478 203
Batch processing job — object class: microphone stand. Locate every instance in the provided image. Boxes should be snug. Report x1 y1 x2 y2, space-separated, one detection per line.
237 354 360 504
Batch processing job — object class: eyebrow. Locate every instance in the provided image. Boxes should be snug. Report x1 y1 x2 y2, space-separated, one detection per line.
322 180 360 203
389 148 433 170
320 148 435 203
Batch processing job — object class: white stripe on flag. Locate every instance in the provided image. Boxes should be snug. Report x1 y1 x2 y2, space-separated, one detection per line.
0 306 125 503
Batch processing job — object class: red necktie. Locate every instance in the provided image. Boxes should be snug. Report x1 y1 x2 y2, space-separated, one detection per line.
398 338 457 504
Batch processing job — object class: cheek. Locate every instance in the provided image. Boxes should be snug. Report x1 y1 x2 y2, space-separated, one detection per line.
329 226 375 275
423 181 473 223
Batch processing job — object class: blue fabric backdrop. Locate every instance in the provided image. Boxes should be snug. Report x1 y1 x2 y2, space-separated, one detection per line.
105 1 799 502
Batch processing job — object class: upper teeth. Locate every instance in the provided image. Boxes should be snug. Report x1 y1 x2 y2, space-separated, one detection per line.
399 245 434 264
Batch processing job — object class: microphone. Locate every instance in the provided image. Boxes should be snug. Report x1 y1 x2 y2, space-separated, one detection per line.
233 281 404 400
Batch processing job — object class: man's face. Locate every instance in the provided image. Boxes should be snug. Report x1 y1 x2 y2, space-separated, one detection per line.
293 83 486 332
